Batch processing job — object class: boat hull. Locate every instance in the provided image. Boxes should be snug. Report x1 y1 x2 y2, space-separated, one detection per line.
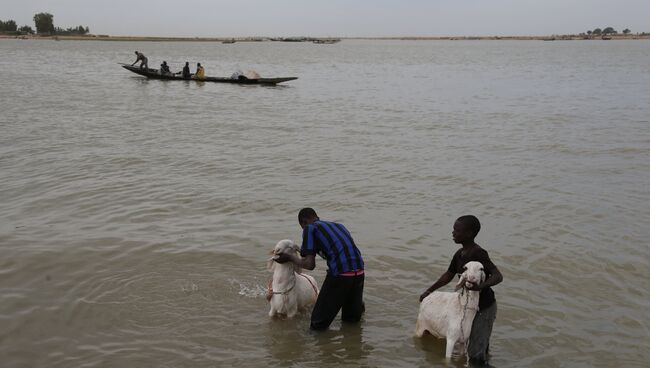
120 64 297 85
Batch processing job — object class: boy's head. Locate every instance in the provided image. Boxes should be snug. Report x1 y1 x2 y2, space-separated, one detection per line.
298 208 319 229
453 215 481 244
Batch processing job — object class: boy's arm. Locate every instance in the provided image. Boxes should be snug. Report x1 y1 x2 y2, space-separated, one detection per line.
419 271 455 302
467 251 503 291
469 266 503 291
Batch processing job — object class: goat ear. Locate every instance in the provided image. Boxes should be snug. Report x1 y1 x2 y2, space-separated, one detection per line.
291 243 302 273
266 256 277 272
454 274 466 291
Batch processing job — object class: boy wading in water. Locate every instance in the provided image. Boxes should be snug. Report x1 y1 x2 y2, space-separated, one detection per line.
419 215 503 364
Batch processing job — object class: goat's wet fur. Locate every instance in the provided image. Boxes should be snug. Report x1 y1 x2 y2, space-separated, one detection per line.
267 239 319 318
415 261 486 358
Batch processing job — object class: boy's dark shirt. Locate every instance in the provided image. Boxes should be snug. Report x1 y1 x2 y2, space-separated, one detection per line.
447 245 497 310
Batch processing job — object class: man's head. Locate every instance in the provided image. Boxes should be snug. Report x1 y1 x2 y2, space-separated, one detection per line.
185 62 189 66
298 208 319 229
452 215 481 244
134 51 139 54
197 63 201 67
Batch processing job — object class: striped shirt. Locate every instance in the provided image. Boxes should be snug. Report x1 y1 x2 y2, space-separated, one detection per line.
300 220 364 276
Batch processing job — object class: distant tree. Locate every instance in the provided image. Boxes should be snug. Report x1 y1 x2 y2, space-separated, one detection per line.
623 28 631 34
592 28 602 35
602 27 617 34
0 19 18 32
85 26 90 34
53 25 90 35
19 25 35 34
33 12 55 34
587 30 592 35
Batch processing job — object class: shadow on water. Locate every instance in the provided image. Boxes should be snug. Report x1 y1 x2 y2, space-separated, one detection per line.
255 84 293 90
413 334 498 368
265 318 372 367
310 323 373 366
130 76 150 84
126 75 290 89
266 317 310 365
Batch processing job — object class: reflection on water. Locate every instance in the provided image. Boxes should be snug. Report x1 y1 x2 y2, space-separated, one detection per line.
311 324 372 365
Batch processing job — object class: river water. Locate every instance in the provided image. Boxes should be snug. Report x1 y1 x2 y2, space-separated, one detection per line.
1 39 649 367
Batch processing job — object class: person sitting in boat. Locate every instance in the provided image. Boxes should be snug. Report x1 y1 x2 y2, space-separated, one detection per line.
160 61 171 76
132 51 148 70
181 62 191 80
194 63 205 80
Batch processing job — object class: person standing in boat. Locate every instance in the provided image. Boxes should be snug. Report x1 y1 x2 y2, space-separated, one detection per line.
181 62 191 80
194 63 205 80
132 51 148 70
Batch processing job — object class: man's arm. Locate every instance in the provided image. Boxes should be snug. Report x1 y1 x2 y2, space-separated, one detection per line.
275 252 315 271
419 271 455 302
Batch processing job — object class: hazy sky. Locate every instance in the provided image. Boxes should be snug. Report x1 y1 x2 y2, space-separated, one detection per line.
3 0 649 37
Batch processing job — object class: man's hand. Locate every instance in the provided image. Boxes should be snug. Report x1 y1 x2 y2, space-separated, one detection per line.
274 252 294 264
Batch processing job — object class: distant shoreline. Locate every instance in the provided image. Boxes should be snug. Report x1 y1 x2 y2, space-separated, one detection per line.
2 34 649 42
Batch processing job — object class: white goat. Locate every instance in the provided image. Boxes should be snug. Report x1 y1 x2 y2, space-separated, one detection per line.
415 261 486 358
267 239 319 318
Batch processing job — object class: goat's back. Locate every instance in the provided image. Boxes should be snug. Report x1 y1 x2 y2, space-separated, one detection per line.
418 291 462 337
295 273 319 307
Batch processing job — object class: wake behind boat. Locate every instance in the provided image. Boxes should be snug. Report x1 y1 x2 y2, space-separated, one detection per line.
119 64 297 85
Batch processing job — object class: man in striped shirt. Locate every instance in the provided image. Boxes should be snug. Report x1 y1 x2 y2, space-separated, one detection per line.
275 208 365 330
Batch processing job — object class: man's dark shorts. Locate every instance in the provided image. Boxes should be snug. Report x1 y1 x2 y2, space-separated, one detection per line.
310 273 364 330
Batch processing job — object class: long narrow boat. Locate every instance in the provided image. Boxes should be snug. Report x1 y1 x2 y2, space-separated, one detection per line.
120 64 297 85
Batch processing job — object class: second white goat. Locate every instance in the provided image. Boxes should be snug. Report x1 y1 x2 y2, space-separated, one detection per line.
415 261 485 358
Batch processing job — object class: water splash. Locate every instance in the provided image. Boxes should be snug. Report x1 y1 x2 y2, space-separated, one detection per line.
179 281 199 294
228 278 267 298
